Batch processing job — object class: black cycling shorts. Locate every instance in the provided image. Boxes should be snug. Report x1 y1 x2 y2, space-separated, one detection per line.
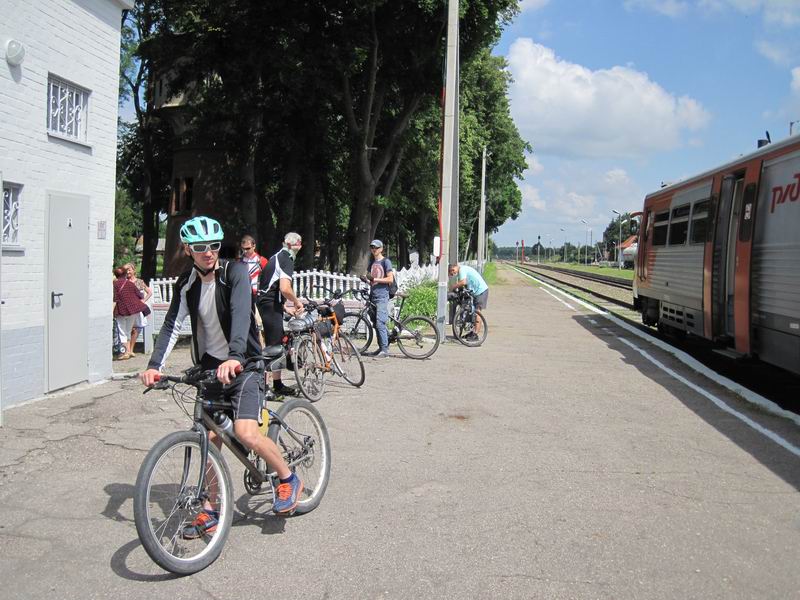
199 354 264 421
261 307 285 347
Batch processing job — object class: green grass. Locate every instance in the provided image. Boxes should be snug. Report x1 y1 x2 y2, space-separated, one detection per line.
482 262 498 285
544 262 634 280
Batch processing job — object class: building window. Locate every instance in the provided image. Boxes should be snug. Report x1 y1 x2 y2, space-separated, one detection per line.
47 75 89 142
2 183 21 245
169 177 194 215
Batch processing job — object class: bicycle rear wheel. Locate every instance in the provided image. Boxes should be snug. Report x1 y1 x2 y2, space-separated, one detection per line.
396 315 440 359
340 311 373 354
332 333 365 387
268 399 331 514
293 334 326 402
133 431 233 575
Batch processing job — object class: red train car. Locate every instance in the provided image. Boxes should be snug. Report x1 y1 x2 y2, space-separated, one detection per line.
634 135 800 376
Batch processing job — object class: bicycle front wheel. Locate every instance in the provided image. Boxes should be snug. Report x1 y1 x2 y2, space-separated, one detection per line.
396 315 441 359
133 431 233 575
453 308 488 347
293 334 326 402
340 311 373 354
332 333 365 387
268 398 331 514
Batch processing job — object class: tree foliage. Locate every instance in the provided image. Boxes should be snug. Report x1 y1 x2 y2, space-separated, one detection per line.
118 0 528 277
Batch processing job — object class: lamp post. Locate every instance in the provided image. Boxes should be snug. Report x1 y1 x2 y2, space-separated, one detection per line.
560 227 566 262
477 147 488 272
580 219 588 265
612 209 622 269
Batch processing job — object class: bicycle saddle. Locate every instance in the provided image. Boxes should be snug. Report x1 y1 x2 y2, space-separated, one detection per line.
262 344 284 359
395 290 409 299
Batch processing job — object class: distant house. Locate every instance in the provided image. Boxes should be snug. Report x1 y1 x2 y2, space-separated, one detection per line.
0 0 133 413
134 236 166 255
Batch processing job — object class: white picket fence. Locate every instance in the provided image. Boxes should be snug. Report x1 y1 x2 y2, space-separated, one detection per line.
141 264 438 353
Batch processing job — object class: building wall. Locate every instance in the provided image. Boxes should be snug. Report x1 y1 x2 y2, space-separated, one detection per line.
0 0 127 407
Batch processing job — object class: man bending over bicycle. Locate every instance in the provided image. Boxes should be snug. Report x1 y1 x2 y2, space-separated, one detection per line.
140 216 303 535
448 262 489 340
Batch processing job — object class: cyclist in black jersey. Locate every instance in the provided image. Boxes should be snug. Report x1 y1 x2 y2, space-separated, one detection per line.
140 216 303 532
256 232 305 397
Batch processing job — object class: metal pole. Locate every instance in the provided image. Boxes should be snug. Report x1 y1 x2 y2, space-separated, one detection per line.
477 146 487 273
0 171 4 426
435 0 459 338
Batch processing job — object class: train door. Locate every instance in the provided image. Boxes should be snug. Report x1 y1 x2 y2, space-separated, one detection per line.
711 173 743 340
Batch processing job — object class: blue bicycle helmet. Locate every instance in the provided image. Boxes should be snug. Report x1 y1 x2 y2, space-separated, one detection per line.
180 216 224 244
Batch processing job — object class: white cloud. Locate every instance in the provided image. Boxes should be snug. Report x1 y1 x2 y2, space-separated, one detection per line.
604 168 632 187
633 0 800 27
519 0 550 13
756 39 790 65
521 183 546 210
526 154 545 174
791 67 800 94
624 0 689 17
507 38 711 159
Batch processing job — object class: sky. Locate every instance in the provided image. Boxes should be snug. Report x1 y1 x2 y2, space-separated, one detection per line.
493 0 800 249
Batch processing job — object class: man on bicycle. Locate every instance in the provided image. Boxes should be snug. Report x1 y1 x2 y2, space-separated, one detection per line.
448 262 488 340
140 216 303 535
365 239 394 358
256 232 306 397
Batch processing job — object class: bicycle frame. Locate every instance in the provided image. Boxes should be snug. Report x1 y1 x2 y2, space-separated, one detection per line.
168 361 311 505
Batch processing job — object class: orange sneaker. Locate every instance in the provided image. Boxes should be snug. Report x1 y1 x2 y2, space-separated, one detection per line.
273 474 304 514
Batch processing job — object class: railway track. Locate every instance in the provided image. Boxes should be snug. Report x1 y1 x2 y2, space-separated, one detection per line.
510 263 635 310
508 262 800 412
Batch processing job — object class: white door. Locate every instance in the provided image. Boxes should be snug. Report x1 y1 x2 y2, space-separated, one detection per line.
47 193 89 391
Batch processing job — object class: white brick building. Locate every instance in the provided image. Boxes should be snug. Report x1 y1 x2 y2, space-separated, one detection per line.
0 0 132 413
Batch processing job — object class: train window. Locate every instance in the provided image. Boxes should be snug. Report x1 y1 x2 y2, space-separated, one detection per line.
668 204 690 246
652 211 669 246
690 200 709 244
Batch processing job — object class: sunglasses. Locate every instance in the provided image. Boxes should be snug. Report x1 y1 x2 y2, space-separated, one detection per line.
189 242 221 253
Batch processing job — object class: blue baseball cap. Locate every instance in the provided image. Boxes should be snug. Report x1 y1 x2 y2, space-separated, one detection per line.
370 239 383 248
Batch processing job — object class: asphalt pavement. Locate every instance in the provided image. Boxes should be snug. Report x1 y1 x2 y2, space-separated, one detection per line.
0 264 798 599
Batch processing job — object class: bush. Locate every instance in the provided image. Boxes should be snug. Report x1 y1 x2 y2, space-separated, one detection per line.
399 279 438 319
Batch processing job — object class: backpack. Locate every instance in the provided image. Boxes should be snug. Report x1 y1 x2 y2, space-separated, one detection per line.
385 259 398 299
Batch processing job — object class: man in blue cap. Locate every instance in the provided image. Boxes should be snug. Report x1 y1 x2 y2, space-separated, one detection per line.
365 239 394 358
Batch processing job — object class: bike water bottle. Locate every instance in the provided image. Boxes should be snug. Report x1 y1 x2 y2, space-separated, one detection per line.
321 338 332 362
214 412 236 439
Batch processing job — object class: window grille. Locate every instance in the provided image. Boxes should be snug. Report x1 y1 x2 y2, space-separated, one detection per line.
2 184 21 245
47 75 89 141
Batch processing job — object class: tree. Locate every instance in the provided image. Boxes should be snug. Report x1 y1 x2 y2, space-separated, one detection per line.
602 212 635 261
118 1 171 281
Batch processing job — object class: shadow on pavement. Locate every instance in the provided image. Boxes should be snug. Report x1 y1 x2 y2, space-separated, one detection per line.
103 483 136 524
110 538 181 582
572 314 800 492
234 492 288 535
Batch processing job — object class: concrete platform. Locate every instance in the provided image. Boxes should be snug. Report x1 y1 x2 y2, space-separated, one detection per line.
0 264 798 599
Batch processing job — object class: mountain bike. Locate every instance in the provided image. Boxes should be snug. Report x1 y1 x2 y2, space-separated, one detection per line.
337 286 441 359
450 287 488 347
310 289 365 388
288 297 365 401
133 351 331 575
